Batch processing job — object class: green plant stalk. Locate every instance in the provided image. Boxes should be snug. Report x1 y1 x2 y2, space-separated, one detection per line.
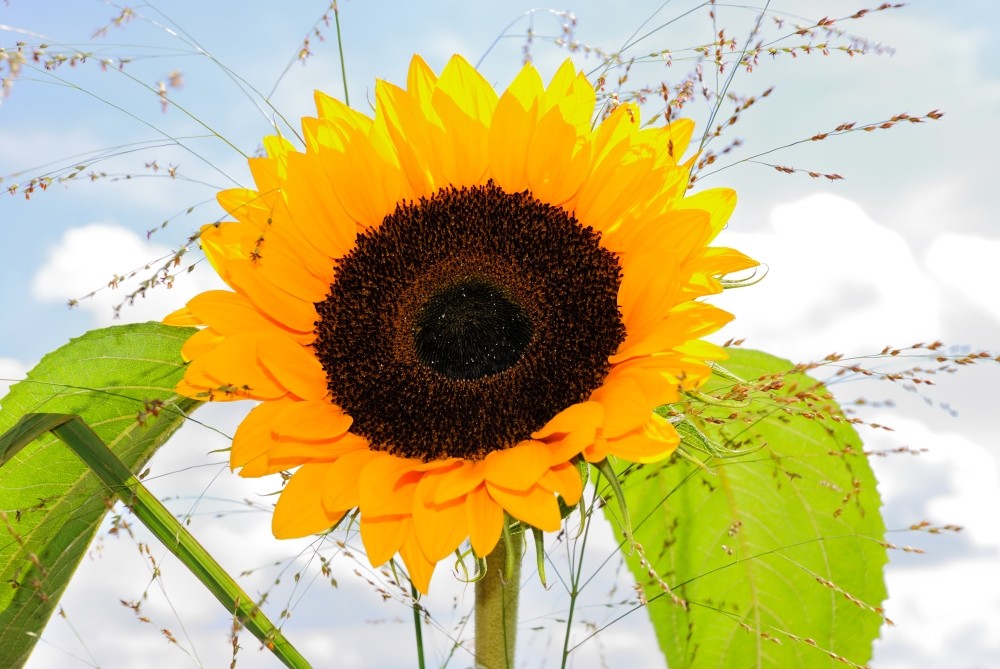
474 524 523 669
0 413 312 669
411 583 426 669
333 1 350 107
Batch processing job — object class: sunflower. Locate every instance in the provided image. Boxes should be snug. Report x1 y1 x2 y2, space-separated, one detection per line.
164 54 757 593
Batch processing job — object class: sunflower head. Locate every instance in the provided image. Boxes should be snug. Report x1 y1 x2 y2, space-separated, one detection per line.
164 54 757 593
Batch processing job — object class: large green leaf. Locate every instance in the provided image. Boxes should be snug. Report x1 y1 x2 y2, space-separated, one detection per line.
0 322 200 668
610 348 887 668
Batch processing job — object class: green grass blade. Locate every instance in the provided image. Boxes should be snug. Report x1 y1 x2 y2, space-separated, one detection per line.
0 412 310 669
0 323 202 667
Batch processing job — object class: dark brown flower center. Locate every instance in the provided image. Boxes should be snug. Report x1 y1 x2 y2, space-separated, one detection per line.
312 182 624 461
413 276 533 380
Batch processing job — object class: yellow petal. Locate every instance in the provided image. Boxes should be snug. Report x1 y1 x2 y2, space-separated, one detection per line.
436 54 498 126
314 89 373 131
487 67 540 192
431 55 497 183
406 54 438 108
659 118 696 164
677 188 737 238
376 79 442 197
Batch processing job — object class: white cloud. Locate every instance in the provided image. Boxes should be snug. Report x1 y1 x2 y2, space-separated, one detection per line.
31 223 224 327
868 415 1000 550
873 556 1000 669
859 413 1000 667
713 193 943 361
926 232 1000 325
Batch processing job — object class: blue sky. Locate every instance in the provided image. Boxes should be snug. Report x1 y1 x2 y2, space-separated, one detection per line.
3 1 1000 667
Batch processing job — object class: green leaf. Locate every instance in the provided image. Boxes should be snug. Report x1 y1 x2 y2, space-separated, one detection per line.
609 348 887 668
0 323 199 668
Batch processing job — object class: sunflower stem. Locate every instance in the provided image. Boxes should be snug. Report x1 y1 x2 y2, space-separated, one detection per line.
475 523 523 669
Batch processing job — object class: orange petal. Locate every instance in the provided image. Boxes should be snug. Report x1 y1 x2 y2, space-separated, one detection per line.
604 414 679 464
412 473 469 562
358 455 422 516
272 463 346 538
537 462 583 506
484 440 551 491
532 401 604 439
256 335 328 401
187 291 269 333
400 525 438 595
269 400 352 442
231 399 296 473
432 460 486 505
616 249 681 342
196 334 287 400
281 151 358 260
180 326 224 361
253 235 331 303
360 515 409 566
485 483 561 532
589 375 653 439
544 429 595 466
466 484 504 557
163 306 201 327
200 221 255 275
255 433 368 476
582 437 611 464
224 260 319 334
322 447 381 512
612 302 733 365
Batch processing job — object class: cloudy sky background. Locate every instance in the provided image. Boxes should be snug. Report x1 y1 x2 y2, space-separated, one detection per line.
2 1 999 667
